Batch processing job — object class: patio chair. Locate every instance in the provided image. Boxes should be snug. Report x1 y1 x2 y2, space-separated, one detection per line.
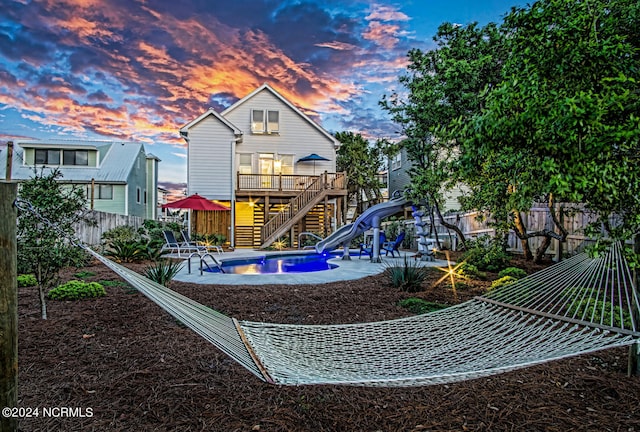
181 230 223 255
359 231 386 259
161 230 205 257
382 231 406 257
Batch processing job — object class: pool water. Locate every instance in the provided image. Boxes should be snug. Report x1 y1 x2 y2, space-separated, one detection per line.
206 252 341 274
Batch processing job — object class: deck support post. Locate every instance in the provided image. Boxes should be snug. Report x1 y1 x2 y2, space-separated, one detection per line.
371 215 382 263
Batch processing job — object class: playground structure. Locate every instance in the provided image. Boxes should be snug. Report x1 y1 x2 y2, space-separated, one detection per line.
315 195 408 261
412 206 436 261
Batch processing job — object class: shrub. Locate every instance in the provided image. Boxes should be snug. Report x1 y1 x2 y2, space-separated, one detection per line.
136 220 184 250
385 257 431 292
192 232 227 247
106 240 147 263
48 280 106 300
74 270 96 279
458 262 487 280
564 288 633 328
17 274 38 287
498 267 527 279
462 236 511 272
144 260 184 286
102 225 141 245
490 276 518 291
398 298 448 314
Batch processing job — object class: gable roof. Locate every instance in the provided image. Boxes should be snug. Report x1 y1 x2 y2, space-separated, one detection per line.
0 140 147 184
179 108 243 139
221 83 340 148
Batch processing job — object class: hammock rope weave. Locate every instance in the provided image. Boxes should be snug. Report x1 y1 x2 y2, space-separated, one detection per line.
84 242 639 387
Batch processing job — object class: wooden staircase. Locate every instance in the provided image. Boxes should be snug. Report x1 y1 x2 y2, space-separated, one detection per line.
260 173 338 248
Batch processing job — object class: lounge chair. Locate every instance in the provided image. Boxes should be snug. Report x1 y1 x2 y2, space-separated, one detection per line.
181 230 223 255
382 231 405 257
359 231 386 259
161 230 205 257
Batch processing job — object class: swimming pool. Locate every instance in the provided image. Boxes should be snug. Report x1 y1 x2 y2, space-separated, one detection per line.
205 252 342 274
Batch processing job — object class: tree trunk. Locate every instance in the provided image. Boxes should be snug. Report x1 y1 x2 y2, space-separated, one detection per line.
426 206 442 249
432 198 466 250
38 285 47 320
533 235 552 263
534 194 568 262
512 210 533 260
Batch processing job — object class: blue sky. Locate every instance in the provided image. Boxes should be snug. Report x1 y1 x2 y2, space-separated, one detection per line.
0 0 522 194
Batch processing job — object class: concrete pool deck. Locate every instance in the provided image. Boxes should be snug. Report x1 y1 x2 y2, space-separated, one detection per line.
172 249 452 285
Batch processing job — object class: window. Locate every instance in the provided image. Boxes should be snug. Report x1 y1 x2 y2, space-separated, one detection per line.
251 110 265 133
100 185 113 200
35 149 60 165
251 109 279 134
136 187 141 204
144 189 147 204
238 154 252 174
280 155 294 174
391 153 402 171
267 110 279 133
63 150 88 166
86 184 113 200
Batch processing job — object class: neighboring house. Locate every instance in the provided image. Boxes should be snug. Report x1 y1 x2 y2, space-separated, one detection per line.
0 139 160 219
157 186 170 220
387 146 466 214
180 83 347 248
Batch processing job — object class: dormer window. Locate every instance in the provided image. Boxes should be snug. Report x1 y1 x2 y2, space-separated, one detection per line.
63 150 88 166
34 148 89 166
35 149 60 165
251 109 280 134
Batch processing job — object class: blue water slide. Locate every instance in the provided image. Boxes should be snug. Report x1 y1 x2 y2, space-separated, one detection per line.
315 196 409 253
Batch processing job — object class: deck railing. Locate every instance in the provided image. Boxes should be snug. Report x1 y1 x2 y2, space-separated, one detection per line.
237 172 346 192
259 172 346 246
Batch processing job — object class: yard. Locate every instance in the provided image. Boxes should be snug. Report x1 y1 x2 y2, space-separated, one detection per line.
17 255 640 431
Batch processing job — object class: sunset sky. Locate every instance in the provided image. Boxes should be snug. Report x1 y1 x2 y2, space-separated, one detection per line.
0 0 522 192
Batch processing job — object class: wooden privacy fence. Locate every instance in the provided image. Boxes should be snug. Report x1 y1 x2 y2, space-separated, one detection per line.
192 210 231 241
74 210 145 246
391 203 618 257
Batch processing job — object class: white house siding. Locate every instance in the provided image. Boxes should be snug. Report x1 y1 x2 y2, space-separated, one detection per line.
441 184 468 213
223 88 337 175
187 115 235 200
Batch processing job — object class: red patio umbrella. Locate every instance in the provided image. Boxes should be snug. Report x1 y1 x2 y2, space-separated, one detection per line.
162 193 229 211
162 194 230 237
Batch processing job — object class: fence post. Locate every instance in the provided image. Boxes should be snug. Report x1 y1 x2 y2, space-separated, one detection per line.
0 182 18 431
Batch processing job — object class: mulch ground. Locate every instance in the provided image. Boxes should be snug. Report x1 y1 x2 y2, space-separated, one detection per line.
17 253 640 431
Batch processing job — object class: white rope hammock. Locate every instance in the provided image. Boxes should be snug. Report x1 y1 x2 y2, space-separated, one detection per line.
84 242 639 387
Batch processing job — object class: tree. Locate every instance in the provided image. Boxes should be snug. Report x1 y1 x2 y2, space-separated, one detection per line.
335 131 384 217
380 22 506 249
461 0 640 243
16 169 93 319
